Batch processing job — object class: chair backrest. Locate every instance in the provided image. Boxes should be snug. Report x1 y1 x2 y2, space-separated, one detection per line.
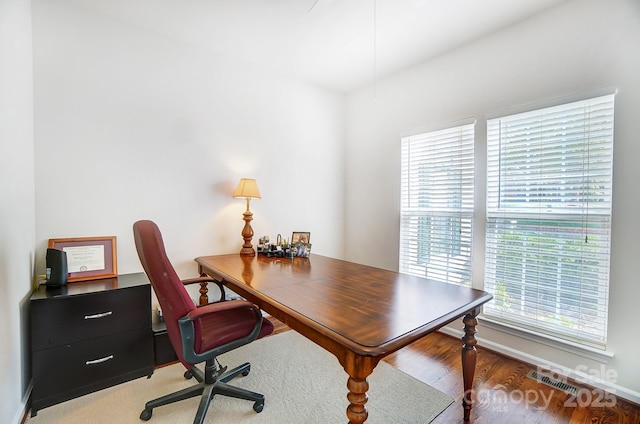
133 220 196 367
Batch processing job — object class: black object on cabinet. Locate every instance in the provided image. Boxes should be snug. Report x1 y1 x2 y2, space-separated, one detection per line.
29 273 154 416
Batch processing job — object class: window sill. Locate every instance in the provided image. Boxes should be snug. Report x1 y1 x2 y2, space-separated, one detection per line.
476 316 615 363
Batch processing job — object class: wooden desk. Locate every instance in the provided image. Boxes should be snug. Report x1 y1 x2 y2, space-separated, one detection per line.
195 254 492 424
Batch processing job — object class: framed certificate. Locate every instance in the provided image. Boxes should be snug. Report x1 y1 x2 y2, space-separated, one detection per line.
48 236 117 282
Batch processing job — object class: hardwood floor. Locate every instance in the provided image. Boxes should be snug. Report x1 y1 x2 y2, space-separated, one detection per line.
266 317 640 424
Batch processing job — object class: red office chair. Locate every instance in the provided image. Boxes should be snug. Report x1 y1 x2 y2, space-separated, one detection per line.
133 220 273 424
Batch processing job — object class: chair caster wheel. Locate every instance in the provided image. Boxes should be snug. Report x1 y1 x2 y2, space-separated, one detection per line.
140 409 152 421
242 365 251 377
253 400 264 413
184 370 193 379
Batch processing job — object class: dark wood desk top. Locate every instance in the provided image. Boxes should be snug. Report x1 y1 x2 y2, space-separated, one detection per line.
195 254 492 358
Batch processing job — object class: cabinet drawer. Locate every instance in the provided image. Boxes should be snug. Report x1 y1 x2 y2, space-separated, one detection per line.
32 327 153 407
31 285 150 351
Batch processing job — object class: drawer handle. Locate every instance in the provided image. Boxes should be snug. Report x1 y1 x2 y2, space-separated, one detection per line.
84 311 113 320
86 355 114 365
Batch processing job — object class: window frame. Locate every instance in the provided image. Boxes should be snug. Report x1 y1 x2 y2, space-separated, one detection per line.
399 122 475 287
482 94 615 349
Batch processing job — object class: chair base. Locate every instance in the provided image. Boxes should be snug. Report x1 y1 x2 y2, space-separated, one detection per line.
139 361 264 424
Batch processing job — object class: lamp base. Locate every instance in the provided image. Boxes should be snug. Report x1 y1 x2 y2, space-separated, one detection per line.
239 209 255 256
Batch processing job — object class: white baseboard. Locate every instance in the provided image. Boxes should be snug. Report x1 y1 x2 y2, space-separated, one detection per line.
438 327 640 405
11 407 24 424
13 383 31 424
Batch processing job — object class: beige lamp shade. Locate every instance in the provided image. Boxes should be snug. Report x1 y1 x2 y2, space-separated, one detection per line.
233 178 261 199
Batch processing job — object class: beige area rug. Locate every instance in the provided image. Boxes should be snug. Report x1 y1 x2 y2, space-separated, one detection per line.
26 331 453 424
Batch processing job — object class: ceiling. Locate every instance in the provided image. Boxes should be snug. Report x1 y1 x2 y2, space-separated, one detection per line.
78 0 569 93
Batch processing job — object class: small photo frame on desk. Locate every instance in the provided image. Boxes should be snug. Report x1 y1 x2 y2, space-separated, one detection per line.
293 242 312 258
48 236 117 282
291 232 310 245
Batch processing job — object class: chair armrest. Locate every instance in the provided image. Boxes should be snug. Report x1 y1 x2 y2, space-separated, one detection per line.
177 300 263 364
181 277 226 303
187 299 258 320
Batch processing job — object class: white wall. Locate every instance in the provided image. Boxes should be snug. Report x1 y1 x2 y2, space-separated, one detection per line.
345 0 640 401
0 0 36 423
32 0 346 282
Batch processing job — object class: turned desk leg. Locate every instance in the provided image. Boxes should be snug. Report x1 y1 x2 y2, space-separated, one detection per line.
341 353 379 424
198 281 209 306
461 308 479 423
347 376 369 424
197 265 209 306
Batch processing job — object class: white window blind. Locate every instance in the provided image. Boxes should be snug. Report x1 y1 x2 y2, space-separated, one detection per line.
400 123 474 286
484 94 615 348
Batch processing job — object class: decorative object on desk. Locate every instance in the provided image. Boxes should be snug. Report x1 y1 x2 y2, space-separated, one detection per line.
257 233 295 258
285 242 293 258
48 236 117 282
291 231 310 244
257 235 270 253
293 242 312 258
264 243 292 258
45 248 68 287
233 178 261 256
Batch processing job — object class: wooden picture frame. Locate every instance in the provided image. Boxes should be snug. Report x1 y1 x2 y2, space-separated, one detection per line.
48 236 117 282
291 232 310 245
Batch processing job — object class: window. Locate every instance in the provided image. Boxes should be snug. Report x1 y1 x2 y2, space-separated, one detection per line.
484 94 615 348
400 123 474 286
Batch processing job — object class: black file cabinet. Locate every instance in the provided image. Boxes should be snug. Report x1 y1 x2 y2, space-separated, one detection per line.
152 321 179 366
29 273 154 416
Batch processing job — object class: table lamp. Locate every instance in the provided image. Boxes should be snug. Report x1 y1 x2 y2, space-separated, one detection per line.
233 178 261 256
